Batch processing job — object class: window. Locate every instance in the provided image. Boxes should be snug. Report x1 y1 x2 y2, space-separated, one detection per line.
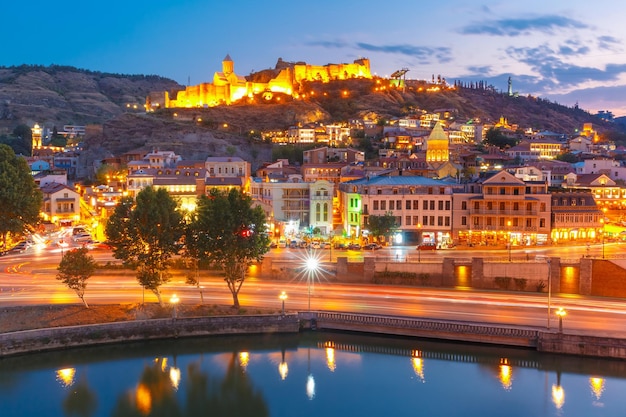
381 201 386 210
487 217 492 226
413 200 419 210
526 218 532 227
405 216 411 225
430 201 435 210
389 201 395 210
430 216 435 225
393 188 398 195
438 216 443 226
462 201 467 210
513 203 519 211
406 200 411 210
377 189 382 195
373 200 379 210
445 217 450 226
500 187 505 195
541 203 546 212
438 201 444 210
513 188 519 195
499 202 505 211
397 200 401 209
323 203 328 221
474 202 480 210
540 218 546 228
423 215 428 226
461 216 467 225
440 187 445 195
413 216 419 225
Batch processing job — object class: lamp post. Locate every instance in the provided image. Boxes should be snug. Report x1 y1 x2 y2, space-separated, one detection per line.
279 291 288 315
417 223 422 263
304 257 319 311
170 294 180 319
547 258 552 329
600 218 606 259
507 220 512 262
556 307 566 333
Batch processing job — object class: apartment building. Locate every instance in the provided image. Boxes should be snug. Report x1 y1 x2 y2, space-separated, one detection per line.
338 175 456 245
453 170 551 246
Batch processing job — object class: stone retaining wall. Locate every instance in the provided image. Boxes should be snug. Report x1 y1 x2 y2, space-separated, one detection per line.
0 314 300 357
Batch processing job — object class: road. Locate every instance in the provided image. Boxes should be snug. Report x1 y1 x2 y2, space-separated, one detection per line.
2 242 626 337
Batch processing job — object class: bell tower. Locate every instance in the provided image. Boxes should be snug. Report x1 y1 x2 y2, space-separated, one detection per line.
32 123 42 150
222 54 234 76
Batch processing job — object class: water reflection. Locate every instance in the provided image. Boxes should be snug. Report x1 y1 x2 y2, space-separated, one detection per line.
2 332 626 416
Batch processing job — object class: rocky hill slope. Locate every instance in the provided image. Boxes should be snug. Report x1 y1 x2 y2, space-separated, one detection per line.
0 65 181 130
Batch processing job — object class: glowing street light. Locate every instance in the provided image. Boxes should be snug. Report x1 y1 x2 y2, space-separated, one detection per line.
304 257 320 311
507 220 512 262
556 307 566 333
170 294 180 319
279 291 288 315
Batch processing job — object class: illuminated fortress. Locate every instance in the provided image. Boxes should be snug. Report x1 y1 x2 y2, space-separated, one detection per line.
146 55 371 109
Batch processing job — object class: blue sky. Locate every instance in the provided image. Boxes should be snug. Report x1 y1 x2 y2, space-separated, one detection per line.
3 0 626 116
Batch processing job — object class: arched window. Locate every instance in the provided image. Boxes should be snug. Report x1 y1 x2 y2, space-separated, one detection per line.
323 203 328 221
316 203 321 222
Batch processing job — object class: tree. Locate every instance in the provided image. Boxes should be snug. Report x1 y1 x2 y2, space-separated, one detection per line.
190 189 270 308
0 144 43 248
105 187 184 305
366 212 397 243
484 127 517 149
56 248 97 308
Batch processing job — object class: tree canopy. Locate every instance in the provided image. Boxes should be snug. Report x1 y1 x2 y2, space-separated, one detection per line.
105 187 184 305
56 247 98 308
365 212 397 242
188 189 270 308
0 144 42 246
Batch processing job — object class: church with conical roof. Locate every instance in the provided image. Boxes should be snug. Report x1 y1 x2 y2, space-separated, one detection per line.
426 122 449 162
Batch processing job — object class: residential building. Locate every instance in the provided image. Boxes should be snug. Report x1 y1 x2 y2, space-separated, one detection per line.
550 190 602 244
453 170 551 246
338 175 456 245
40 182 81 227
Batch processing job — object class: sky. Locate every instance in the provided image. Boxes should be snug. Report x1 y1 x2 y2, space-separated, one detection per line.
3 0 626 116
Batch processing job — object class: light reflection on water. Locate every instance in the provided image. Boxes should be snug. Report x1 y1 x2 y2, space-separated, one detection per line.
1 332 626 417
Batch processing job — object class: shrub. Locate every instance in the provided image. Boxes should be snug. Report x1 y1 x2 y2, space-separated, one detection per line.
494 276 511 290
513 278 527 291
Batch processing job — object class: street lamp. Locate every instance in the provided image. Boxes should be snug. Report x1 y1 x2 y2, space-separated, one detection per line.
304 257 320 311
170 294 180 319
556 307 566 333
417 223 422 263
279 291 288 315
547 258 552 329
507 220 512 262
600 218 606 259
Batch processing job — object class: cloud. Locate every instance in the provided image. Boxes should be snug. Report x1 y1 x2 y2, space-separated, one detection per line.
597 35 621 51
355 43 453 63
307 39 453 64
461 15 586 37
506 44 626 89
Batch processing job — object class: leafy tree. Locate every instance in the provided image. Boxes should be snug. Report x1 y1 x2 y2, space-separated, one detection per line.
366 212 397 243
0 144 42 247
56 247 97 308
12 124 32 154
484 127 517 148
105 187 184 305
190 189 270 308
556 152 579 163
50 126 67 147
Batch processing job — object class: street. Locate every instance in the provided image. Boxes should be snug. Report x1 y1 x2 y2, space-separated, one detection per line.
1 242 626 337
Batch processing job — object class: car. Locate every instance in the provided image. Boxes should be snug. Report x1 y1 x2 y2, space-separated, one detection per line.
334 243 347 250
269 241 278 249
364 243 382 250
347 243 361 250
311 242 321 249
416 243 437 251
73 233 93 243
9 241 30 253
320 242 330 249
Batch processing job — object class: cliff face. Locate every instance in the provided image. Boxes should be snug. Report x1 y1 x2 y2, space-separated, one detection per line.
0 65 181 130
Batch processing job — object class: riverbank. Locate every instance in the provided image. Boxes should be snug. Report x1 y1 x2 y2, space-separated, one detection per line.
3 304 626 360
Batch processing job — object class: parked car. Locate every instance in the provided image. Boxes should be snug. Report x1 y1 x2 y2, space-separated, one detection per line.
347 243 361 250
311 242 321 249
416 243 437 251
364 243 382 250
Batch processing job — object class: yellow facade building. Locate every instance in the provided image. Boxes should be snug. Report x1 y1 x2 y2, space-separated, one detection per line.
147 55 371 109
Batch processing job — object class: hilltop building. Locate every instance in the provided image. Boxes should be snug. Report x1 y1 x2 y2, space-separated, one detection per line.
147 55 371 109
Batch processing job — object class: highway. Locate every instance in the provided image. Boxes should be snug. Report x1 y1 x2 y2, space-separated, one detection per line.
2 242 626 337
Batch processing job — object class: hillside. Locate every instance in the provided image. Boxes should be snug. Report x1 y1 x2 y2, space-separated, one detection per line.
0 65 620 165
0 65 181 130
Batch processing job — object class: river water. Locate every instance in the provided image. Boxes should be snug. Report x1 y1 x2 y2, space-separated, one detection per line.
1 331 625 417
